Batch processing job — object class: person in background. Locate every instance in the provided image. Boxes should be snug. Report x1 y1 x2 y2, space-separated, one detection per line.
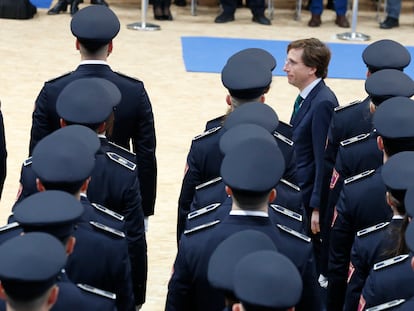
214 0 271 25
48 0 108 16
307 0 349 27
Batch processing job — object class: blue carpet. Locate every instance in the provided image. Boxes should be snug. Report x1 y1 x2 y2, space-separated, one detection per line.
181 36 414 80
30 0 53 8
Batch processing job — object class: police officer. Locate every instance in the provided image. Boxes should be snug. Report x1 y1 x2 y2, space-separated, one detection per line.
320 40 411 286
186 123 306 234
207 230 278 309
359 218 414 308
17 128 135 311
2 202 118 311
0 233 65 311
233 251 303 311
204 48 297 185
29 5 157 229
177 52 276 242
322 69 414 272
20 78 147 309
344 151 414 311
166 138 321 311
327 97 414 311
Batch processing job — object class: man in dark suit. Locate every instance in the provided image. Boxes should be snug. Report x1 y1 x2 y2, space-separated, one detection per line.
29 5 157 228
0 103 6 200
283 38 338 258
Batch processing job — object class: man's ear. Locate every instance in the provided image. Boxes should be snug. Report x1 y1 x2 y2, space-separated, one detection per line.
0 283 7 301
225 186 233 196
65 237 76 256
268 188 277 202
377 136 384 152
46 285 59 308
232 303 243 311
36 179 46 192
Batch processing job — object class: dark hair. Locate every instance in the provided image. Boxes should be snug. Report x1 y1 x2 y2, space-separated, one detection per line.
231 189 271 210
383 214 409 258
41 180 85 195
381 137 414 157
78 40 107 53
287 38 331 79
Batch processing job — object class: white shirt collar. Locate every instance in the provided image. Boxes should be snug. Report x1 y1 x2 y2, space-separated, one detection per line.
79 60 109 66
300 78 321 99
229 210 268 217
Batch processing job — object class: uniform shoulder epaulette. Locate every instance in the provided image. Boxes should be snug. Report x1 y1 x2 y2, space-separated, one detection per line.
108 141 136 156
183 220 220 235
366 299 405 311
46 72 72 83
106 152 136 171
115 71 142 83
279 178 301 192
273 131 294 146
23 157 32 167
195 176 222 191
357 222 390 237
77 284 116 300
279 120 293 128
89 221 126 238
373 254 410 271
334 100 362 112
340 133 371 147
0 222 20 232
277 224 311 242
91 203 125 221
187 203 221 220
193 126 221 141
270 204 302 222
344 169 375 185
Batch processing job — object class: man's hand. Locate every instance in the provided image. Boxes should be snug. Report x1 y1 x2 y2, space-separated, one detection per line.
311 208 320 234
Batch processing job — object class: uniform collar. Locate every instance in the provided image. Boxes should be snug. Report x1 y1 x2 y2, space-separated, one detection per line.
79 60 109 66
229 210 268 217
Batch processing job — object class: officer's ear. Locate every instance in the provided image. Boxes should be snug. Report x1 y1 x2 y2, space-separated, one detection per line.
46 285 59 308
107 41 113 56
60 118 67 128
79 177 91 193
268 188 277 203
36 179 46 192
225 186 233 197
75 39 81 51
411 257 414 270
377 136 384 152
226 95 232 107
0 282 7 300
232 303 243 311
65 236 76 256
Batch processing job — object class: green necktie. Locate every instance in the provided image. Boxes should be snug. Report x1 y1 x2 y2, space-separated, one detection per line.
291 94 303 120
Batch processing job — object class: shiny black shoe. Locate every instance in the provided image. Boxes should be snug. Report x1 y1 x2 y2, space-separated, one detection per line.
91 0 108 5
153 5 164 20
163 7 173 20
70 0 80 15
380 16 399 29
214 13 235 23
47 0 68 15
252 14 271 25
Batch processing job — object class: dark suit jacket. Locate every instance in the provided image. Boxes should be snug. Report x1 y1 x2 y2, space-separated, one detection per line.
29 63 157 216
290 80 338 212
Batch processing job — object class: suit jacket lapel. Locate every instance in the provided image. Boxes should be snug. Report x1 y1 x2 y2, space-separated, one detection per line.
291 80 325 127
